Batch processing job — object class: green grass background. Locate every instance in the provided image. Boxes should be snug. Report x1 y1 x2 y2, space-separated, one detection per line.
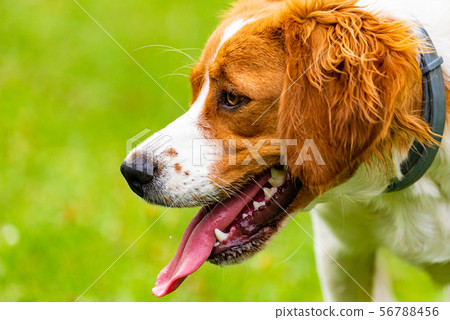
0 0 444 301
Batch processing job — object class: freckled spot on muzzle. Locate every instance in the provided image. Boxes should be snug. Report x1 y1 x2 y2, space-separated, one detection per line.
174 163 183 173
163 148 178 157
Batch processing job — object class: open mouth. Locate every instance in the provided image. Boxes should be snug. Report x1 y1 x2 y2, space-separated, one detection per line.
152 168 303 297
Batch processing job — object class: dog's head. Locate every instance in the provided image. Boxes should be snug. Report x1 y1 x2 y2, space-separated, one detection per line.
121 0 432 297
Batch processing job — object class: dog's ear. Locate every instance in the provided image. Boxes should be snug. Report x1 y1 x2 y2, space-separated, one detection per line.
277 0 428 189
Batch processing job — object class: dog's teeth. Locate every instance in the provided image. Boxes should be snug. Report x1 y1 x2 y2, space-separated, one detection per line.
214 229 229 242
214 241 220 247
263 187 278 200
242 213 248 219
253 201 265 211
269 168 286 187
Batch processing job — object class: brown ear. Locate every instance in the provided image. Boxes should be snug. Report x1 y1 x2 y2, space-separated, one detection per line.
277 0 427 189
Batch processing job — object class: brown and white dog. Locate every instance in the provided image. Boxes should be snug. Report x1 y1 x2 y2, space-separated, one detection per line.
121 0 450 301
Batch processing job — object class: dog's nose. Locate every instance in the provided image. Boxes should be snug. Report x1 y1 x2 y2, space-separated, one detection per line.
120 161 153 197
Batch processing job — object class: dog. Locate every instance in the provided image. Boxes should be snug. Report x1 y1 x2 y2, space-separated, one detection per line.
121 0 450 301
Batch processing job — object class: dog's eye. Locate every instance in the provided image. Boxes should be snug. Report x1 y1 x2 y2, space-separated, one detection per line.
222 90 249 109
226 92 242 106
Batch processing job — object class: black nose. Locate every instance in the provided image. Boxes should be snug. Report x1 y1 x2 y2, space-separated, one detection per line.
120 161 153 197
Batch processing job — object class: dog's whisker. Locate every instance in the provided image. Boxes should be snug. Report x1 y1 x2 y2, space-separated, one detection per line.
276 241 305 266
211 178 253 205
160 73 190 79
208 182 253 210
163 72 190 79
210 180 232 198
209 174 254 211
132 44 199 61
172 64 196 74
339 190 345 233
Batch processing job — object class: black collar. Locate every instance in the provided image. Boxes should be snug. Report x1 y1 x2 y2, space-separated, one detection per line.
386 25 447 193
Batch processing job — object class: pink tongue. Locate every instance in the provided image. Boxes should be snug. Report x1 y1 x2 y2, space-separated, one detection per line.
152 174 269 297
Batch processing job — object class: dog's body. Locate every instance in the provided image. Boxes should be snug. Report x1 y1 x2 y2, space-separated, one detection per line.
122 0 450 301
313 132 450 301
312 0 450 301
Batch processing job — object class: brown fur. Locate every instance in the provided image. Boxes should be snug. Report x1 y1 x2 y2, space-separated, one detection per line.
192 0 439 196
277 0 434 190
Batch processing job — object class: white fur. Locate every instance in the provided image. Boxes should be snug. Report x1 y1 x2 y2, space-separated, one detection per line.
358 0 450 75
217 18 255 54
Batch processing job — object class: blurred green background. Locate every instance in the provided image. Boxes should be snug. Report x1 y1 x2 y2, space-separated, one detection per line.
0 0 445 301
